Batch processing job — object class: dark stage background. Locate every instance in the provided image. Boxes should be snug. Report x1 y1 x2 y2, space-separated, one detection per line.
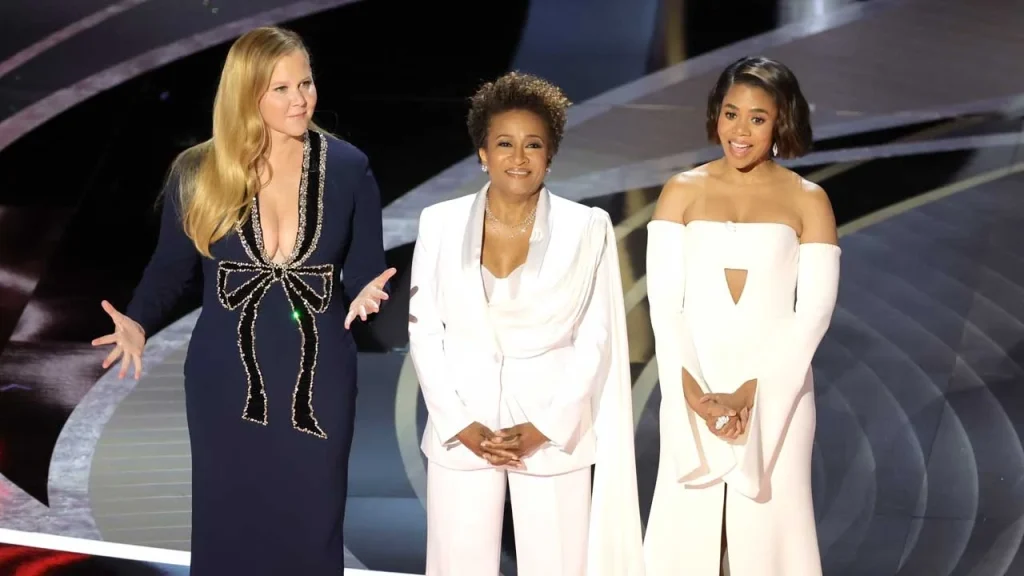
12 2 1019 576
0 0 782 510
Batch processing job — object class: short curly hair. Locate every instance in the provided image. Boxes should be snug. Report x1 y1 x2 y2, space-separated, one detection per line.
706 56 813 159
467 71 571 161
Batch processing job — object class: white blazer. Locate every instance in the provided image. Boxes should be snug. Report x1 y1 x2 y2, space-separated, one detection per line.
409 184 645 574
410 185 608 474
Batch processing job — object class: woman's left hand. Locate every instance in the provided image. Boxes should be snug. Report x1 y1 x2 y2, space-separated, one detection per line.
700 389 752 439
345 267 397 329
482 423 550 463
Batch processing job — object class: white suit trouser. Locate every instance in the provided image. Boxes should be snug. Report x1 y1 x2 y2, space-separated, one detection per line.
426 461 591 576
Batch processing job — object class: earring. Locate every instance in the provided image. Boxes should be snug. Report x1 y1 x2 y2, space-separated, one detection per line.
546 167 551 173
772 143 779 157
481 164 487 172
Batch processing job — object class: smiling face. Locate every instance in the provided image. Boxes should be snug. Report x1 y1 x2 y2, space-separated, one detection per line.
478 109 550 198
716 82 778 170
258 50 317 139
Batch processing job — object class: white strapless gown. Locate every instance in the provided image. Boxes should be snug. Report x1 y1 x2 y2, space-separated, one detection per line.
643 219 840 576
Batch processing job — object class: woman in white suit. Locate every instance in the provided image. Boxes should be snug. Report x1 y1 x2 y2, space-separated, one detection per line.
408 72 644 576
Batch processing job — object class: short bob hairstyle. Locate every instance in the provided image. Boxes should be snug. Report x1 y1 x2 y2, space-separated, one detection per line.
467 71 571 160
706 56 813 159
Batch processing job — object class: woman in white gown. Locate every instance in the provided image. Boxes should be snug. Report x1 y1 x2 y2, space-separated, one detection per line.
643 56 840 575
408 72 644 576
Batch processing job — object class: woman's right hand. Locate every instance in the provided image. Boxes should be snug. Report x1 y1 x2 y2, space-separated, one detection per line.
91 300 146 380
456 422 522 469
684 372 737 439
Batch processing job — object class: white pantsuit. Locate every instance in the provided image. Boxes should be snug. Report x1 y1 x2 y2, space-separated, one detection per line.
408 185 644 576
426 462 591 575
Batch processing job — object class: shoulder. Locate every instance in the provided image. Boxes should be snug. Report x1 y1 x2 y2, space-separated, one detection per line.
170 142 206 173
166 142 210 210
792 175 833 222
652 165 709 222
546 194 614 261
321 132 370 172
548 191 597 220
795 175 829 203
168 141 208 184
791 175 837 244
418 194 475 231
548 192 612 235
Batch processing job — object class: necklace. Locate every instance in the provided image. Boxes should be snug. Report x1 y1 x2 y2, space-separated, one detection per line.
484 196 537 239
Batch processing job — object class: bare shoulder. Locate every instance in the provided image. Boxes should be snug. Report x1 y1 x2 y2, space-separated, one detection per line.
653 166 709 223
793 175 838 244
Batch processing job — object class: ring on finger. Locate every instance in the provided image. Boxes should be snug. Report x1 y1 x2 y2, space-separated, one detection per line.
714 415 730 430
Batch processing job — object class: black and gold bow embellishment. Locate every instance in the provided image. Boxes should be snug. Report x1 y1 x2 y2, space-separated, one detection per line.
216 260 334 438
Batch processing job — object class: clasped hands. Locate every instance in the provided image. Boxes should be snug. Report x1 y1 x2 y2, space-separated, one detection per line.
457 421 549 469
691 380 756 440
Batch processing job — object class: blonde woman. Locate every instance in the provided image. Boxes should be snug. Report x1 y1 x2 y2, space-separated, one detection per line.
91 27 394 575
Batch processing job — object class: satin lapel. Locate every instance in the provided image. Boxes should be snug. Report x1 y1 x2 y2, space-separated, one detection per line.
519 187 552 287
461 184 502 353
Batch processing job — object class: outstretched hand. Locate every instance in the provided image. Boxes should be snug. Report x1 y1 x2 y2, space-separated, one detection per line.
345 267 397 329
91 300 146 380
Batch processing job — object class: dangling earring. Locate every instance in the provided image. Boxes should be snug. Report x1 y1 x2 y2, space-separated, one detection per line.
772 143 779 157
481 164 488 172
546 166 551 173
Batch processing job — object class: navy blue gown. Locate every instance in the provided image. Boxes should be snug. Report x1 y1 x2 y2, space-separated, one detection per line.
126 131 388 575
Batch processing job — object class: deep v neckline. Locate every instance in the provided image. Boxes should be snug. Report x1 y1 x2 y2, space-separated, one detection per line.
251 135 311 268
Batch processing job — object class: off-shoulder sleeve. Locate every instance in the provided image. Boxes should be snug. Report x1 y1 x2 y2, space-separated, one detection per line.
125 175 201 335
728 242 840 497
407 207 475 445
646 220 719 482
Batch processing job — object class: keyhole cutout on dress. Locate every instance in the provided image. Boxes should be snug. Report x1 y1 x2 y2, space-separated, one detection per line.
724 269 748 306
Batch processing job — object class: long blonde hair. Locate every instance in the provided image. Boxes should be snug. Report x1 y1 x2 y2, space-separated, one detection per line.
173 27 311 257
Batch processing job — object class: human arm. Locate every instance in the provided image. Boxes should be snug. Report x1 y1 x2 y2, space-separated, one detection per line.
92 173 200 379
719 184 837 408
406 207 477 448
728 183 840 495
124 174 201 335
647 173 754 481
651 175 741 432
342 155 395 328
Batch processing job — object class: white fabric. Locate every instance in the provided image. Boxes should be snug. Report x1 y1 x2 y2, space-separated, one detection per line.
643 220 838 576
481 265 524 302
409 184 644 576
425 462 591 576
410 187 597 467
